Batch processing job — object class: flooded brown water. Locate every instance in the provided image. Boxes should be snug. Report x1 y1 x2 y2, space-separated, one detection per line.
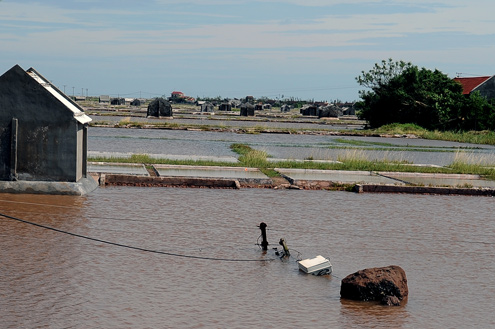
1 187 494 328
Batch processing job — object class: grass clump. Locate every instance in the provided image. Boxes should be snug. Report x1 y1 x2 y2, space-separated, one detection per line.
231 143 253 156
369 123 495 145
447 152 495 179
239 149 269 168
129 153 154 163
117 117 145 128
230 143 269 168
373 123 427 135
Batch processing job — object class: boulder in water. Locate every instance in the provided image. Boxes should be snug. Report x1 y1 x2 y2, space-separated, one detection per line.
340 265 408 306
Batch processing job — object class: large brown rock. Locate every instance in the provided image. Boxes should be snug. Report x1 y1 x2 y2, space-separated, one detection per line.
340 265 408 305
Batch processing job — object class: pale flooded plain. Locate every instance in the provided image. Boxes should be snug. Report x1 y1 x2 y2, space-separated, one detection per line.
88 127 495 166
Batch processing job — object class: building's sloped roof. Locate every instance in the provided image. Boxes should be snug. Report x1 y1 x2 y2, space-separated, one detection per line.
453 76 492 95
26 68 92 124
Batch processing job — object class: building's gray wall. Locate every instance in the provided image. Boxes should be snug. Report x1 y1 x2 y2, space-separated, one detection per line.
0 65 84 182
0 124 11 180
475 76 495 101
15 121 79 182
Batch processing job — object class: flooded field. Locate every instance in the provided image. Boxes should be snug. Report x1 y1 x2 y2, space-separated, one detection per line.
88 127 495 166
90 114 362 131
2 126 495 328
1 188 494 328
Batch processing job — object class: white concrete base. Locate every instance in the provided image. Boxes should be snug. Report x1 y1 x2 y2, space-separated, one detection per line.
0 176 98 195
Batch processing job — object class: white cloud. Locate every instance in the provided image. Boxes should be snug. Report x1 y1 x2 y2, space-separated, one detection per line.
2 0 495 100
1 0 494 60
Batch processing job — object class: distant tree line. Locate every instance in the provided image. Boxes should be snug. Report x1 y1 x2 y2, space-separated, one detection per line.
355 59 495 131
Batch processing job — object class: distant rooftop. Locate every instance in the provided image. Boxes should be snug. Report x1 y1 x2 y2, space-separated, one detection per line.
453 76 492 95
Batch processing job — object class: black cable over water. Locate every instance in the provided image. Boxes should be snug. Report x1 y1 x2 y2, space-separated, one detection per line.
0 212 275 262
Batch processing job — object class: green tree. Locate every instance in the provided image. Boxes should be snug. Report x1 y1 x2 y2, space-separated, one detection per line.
356 58 413 90
356 59 495 131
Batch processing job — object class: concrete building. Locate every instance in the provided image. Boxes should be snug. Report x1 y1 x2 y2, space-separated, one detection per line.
0 64 97 195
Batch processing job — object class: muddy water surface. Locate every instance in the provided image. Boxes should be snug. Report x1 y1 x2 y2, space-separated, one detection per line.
1 188 494 328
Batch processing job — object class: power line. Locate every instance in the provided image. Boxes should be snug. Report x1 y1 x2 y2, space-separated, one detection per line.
0 212 275 263
3 196 493 247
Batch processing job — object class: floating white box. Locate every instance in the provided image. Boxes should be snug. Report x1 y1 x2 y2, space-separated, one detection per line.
298 255 332 276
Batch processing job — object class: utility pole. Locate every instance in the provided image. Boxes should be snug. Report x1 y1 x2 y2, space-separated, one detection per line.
72 87 75 97
258 222 268 251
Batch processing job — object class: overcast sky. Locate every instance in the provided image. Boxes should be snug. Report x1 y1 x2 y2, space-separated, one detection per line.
1 0 494 101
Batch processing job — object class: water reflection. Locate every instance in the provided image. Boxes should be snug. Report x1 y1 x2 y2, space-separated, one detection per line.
339 298 409 329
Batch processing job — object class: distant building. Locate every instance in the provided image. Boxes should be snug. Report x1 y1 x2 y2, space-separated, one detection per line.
300 104 318 116
318 104 342 118
147 98 172 117
130 99 141 106
341 102 356 116
454 76 495 101
0 64 97 195
201 102 214 112
170 91 195 103
314 101 328 107
218 103 232 111
111 97 125 105
281 104 291 112
230 99 242 108
240 103 255 116
171 91 185 99
99 95 110 103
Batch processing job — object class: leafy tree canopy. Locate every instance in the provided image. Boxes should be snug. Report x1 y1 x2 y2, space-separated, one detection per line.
355 59 495 131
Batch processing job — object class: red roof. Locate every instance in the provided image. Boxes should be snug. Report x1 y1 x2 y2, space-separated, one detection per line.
453 76 491 94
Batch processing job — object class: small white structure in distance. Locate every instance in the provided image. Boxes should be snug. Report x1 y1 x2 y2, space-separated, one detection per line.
298 255 332 276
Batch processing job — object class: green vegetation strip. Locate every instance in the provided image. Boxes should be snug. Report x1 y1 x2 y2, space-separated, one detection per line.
89 154 237 168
